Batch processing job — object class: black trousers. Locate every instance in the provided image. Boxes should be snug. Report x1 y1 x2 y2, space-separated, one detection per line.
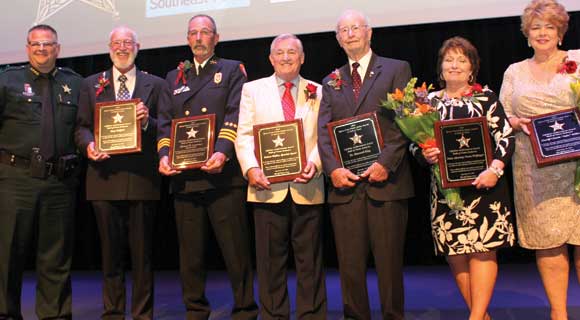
174 187 257 320
253 195 327 320
92 200 156 320
0 164 75 320
330 186 408 320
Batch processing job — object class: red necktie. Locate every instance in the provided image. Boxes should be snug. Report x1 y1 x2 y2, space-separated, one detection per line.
282 82 295 121
352 62 362 101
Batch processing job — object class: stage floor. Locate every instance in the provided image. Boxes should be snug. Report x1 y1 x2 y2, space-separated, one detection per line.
20 263 580 319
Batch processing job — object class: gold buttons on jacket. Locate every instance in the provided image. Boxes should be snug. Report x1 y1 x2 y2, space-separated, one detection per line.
185 110 190 116
201 107 207 113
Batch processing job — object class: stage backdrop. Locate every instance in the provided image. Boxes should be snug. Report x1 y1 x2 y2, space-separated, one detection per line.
2 0 579 64
3 7 579 269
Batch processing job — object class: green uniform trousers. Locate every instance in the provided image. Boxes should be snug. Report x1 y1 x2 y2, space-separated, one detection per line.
0 163 75 320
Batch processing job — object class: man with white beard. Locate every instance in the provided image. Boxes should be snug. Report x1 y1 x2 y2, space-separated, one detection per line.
75 25 171 320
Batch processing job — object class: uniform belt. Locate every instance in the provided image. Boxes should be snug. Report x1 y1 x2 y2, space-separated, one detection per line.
0 150 56 174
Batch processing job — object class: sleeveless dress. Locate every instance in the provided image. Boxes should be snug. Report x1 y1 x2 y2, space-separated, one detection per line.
426 88 516 256
499 49 580 249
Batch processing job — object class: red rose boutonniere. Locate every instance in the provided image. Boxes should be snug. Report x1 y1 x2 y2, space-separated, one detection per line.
175 60 192 85
462 83 483 97
304 83 317 103
327 69 343 90
559 60 578 74
95 72 109 97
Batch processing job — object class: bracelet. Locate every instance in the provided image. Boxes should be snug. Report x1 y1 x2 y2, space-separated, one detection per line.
488 165 504 178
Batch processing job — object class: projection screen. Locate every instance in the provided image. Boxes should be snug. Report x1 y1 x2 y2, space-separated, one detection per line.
1 0 579 65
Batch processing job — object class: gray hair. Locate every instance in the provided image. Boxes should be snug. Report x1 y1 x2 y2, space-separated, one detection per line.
188 14 217 33
270 33 303 54
335 9 372 33
109 25 138 42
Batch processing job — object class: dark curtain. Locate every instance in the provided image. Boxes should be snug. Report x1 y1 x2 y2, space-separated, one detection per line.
10 12 580 269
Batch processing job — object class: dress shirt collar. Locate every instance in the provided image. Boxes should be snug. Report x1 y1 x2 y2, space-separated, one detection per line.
348 49 372 83
112 65 137 98
275 75 300 101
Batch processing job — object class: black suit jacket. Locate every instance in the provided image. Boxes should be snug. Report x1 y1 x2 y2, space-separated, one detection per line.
76 68 170 200
317 54 415 204
158 56 247 193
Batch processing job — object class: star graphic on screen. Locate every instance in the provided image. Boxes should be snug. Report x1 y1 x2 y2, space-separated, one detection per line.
273 135 285 147
456 134 471 148
550 121 565 132
186 127 198 138
35 0 119 25
112 112 123 123
350 132 363 145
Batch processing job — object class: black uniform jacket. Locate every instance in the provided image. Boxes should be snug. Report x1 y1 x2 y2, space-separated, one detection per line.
157 56 247 193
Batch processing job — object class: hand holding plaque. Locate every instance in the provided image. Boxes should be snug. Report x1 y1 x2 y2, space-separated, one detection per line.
327 112 384 176
253 119 307 184
434 116 492 188
169 114 215 170
94 99 142 155
527 108 580 167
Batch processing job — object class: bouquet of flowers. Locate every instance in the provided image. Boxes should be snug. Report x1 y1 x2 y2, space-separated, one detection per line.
560 59 580 197
380 77 463 210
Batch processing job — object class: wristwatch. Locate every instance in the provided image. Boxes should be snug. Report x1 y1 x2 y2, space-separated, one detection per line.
488 165 504 178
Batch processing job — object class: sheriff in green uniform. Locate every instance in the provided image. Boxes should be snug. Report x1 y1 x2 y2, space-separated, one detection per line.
0 25 82 320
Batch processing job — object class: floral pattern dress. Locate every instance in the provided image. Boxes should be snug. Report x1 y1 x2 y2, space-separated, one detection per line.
418 88 516 256
499 49 580 249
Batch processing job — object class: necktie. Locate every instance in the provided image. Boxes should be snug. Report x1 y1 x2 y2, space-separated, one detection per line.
352 62 362 101
281 82 295 121
39 74 56 159
117 74 131 100
197 64 203 76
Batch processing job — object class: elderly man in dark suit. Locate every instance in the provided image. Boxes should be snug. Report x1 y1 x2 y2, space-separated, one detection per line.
317 9 414 320
75 25 170 320
157 14 257 320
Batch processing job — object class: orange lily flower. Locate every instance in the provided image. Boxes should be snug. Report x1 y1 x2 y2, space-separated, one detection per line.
392 88 404 101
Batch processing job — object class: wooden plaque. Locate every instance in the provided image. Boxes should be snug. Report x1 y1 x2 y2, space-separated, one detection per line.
527 107 580 167
169 114 215 170
327 112 384 175
253 119 307 183
434 116 493 188
94 99 142 155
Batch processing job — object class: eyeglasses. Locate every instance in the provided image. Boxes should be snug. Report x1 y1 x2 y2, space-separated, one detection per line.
188 28 214 37
110 39 136 48
337 24 368 35
28 41 58 49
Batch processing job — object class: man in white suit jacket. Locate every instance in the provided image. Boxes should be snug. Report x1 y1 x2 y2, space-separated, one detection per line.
235 34 326 319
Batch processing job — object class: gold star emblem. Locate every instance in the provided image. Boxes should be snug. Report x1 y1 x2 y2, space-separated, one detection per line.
62 84 72 94
186 127 198 138
350 132 363 145
113 112 123 123
273 135 285 147
456 134 471 148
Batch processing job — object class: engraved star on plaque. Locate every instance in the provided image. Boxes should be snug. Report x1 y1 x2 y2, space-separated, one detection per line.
550 121 564 132
456 134 471 148
113 112 123 123
350 132 363 145
273 135 285 147
186 127 198 138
